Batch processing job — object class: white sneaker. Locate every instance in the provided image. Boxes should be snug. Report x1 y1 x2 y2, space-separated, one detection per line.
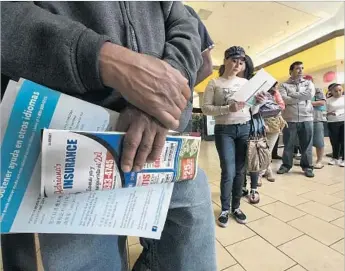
339 160 345 167
329 159 339 166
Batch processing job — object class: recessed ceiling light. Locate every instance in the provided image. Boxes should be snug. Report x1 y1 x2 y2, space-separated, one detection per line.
198 9 212 20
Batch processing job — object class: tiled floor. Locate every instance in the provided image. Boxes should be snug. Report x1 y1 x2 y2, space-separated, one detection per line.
127 139 344 271
2 140 344 271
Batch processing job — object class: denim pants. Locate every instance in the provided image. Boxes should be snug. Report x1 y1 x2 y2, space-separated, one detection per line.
282 121 313 170
328 121 344 159
214 123 250 211
1 169 216 271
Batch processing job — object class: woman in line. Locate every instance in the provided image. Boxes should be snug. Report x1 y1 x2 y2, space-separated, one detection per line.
326 83 344 167
202 46 265 227
260 82 286 181
236 55 262 204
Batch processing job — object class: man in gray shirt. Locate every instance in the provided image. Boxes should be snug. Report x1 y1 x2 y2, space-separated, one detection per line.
278 61 315 178
1 2 216 271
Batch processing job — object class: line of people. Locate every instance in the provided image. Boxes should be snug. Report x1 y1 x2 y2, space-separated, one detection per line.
202 46 344 228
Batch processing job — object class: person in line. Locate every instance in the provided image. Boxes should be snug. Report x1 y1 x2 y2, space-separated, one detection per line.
278 61 315 178
1 2 217 270
326 83 344 167
237 55 261 204
202 46 265 227
304 75 327 169
260 82 286 182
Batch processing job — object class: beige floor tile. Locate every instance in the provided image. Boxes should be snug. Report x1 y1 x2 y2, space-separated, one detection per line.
213 204 256 246
310 167 344 185
215 241 237 271
274 179 314 195
216 240 237 271
239 201 269 223
247 216 303 246
300 191 343 206
259 201 306 222
331 239 344 255
331 201 344 212
286 265 307 271
210 184 222 206
288 215 344 246
279 235 344 271
331 217 344 229
34 233 40 252
227 235 295 271
296 201 344 222
128 236 140 246
244 193 277 207
37 250 44 271
322 183 345 195
332 190 345 199
129 244 142 270
259 187 310 206
222 264 245 271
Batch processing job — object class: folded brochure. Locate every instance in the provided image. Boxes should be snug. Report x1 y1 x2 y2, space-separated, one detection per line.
41 129 201 197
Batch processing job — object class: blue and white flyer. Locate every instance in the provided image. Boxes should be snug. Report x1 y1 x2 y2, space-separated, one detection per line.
0 79 188 239
41 130 200 197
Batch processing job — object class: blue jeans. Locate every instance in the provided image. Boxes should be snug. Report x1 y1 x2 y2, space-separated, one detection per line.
214 123 250 211
282 122 313 170
1 169 216 271
313 121 325 148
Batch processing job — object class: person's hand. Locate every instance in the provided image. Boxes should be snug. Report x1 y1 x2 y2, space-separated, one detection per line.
100 42 190 130
116 106 168 172
255 91 267 104
228 101 245 112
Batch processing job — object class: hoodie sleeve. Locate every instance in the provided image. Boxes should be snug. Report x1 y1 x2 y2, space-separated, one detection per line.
161 2 202 90
279 83 300 105
289 81 315 101
1 2 112 95
202 80 231 116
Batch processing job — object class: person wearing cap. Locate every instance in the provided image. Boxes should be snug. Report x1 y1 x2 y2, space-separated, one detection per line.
278 61 316 178
304 75 327 169
202 46 266 227
326 83 345 167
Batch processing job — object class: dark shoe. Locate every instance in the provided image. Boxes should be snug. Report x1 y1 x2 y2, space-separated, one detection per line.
248 190 260 204
304 168 314 178
217 210 229 228
232 209 247 224
277 166 289 174
242 188 249 197
272 155 282 160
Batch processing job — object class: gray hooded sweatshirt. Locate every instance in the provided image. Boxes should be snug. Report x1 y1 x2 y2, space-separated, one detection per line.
1 1 202 131
279 77 315 122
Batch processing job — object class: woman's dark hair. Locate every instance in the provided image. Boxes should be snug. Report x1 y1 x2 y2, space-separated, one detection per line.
218 55 254 78
218 65 225 76
243 55 254 80
327 83 343 97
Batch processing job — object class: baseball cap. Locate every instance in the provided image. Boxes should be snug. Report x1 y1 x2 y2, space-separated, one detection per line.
224 46 245 60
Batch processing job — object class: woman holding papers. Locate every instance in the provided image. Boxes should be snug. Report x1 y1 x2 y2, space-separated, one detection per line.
202 46 265 227
326 83 344 167
237 55 263 204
